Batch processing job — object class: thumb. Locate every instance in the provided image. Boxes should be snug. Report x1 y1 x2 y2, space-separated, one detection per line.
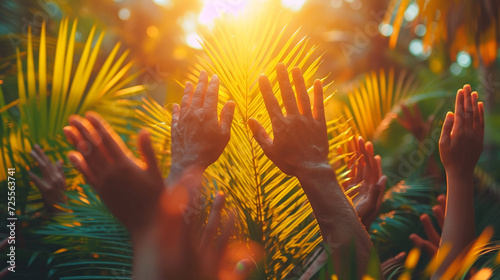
439 112 454 148
248 118 273 154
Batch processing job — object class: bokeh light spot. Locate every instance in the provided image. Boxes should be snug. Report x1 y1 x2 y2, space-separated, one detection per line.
379 24 393 37
185 32 203 49
281 0 307 11
409 39 423 55
450 62 463 76
456 51 471 67
404 3 419 22
147 25 159 38
415 24 426 36
153 0 172 7
198 0 251 25
330 0 342 8
350 0 362 10
118 8 130 20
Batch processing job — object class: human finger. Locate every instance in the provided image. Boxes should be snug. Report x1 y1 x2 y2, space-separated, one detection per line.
276 63 299 115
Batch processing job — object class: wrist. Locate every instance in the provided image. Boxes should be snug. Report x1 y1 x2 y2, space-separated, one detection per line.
445 169 474 182
166 162 206 187
296 162 335 182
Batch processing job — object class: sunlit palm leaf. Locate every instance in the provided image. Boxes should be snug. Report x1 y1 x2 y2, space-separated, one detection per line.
187 9 347 279
333 68 419 141
135 96 172 177
15 18 144 146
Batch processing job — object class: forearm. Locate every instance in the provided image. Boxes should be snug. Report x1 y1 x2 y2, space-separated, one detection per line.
132 230 162 280
297 165 374 277
166 163 204 187
432 172 475 279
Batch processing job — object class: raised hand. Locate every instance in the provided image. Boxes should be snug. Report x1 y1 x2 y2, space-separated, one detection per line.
28 144 66 213
433 84 484 279
348 137 386 229
397 103 434 142
249 63 375 277
168 71 235 185
409 194 446 256
64 112 164 236
248 63 329 178
439 85 484 176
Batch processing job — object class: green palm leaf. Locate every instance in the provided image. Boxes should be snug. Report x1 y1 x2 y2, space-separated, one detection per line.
34 185 132 280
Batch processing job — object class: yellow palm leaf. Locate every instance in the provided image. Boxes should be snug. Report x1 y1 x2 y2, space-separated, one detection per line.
333 68 419 141
187 8 348 279
15 19 144 146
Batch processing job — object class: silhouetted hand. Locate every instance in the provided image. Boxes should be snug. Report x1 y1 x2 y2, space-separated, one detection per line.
168 71 235 185
397 103 434 142
133 175 253 280
28 144 66 213
439 85 484 176
409 194 446 256
64 112 164 236
347 137 386 229
248 63 329 179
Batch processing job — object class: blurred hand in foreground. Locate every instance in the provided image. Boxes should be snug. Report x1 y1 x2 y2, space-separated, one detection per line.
65 112 254 279
64 112 164 236
134 179 254 280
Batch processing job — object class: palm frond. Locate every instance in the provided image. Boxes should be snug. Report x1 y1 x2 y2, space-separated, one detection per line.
135 96 172 177
332 68 419 141
1 17 145 182
371 177 435 260
33 184 132 280
15 18 144 145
